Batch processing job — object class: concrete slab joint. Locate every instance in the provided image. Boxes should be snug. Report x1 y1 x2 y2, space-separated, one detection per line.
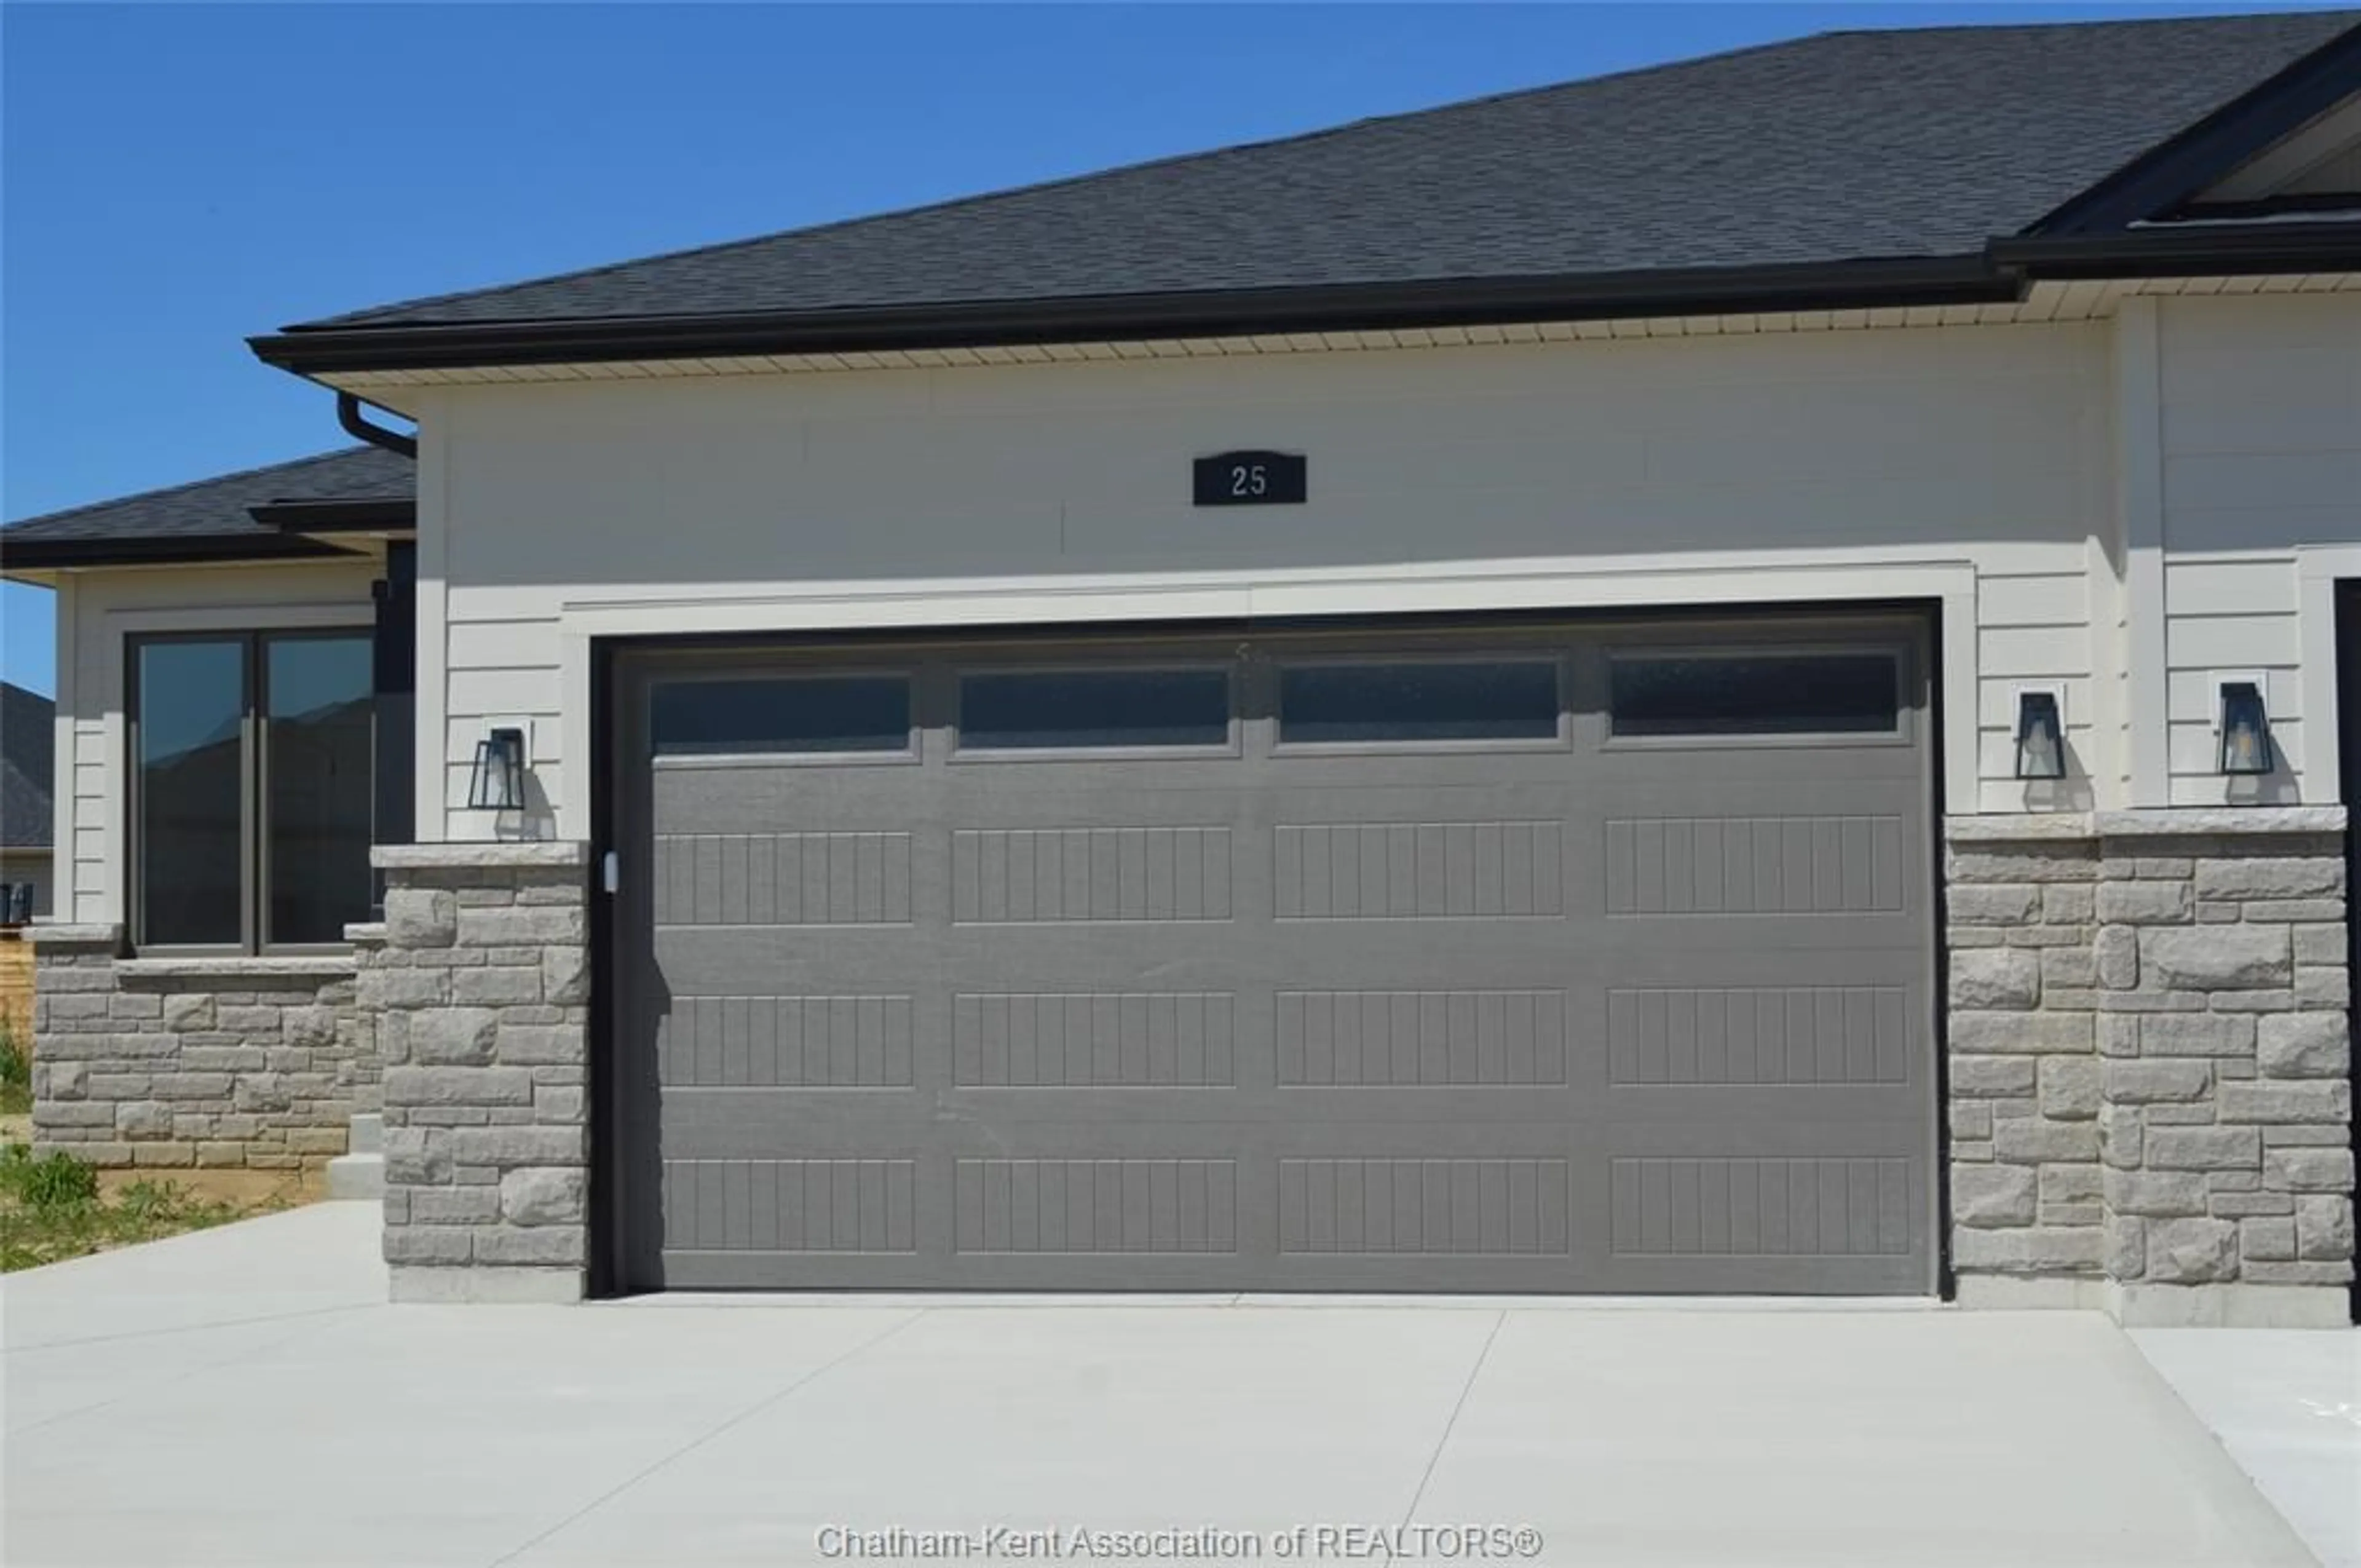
365 842 592 1304
1944 812 2354 1327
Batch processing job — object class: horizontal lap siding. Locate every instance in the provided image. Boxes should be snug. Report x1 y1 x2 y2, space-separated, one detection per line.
438 601 563 825
2159 295 2361 806
429 323 2110 838
1974 566 2096 812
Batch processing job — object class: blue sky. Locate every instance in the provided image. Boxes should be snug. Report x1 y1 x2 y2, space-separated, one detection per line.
0 1 2320 696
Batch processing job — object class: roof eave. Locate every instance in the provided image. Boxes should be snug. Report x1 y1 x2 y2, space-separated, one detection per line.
0 534 356 573
250 256 2015 376
248 498 419 535
1991 219 2361 276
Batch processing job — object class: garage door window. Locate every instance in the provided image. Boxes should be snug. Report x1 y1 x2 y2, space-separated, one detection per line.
1278 660 1560 745
1608 652 1899 738
957 668 1231 751
652 675 912 757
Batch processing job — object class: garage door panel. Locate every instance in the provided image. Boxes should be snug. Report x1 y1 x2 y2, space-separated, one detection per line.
648 775 930 837
1602 983 1918 1086
650 830 918 927
617 615 1937 1295
655 994 917 1088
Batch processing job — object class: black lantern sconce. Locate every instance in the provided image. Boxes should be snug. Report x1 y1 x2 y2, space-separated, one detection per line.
2013 689 2066 781
2217 681 2272 776
467 726 528 811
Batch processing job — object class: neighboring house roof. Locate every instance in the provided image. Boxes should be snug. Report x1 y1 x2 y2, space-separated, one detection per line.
0 447 414 571
253 10 2361 373
0 683 53 851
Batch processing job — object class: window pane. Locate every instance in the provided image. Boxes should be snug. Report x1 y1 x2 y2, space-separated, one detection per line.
266 636 374 944
1610 652 1899 737
138 640 245 946
1279 661 1559 744
652 675 910 756
960 668 1230 749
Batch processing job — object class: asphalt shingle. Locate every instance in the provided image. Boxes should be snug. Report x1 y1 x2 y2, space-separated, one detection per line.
0 448 413 557
0 683 53 850
301 11 2356 331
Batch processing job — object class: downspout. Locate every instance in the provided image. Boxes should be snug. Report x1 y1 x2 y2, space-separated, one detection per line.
337 392 418 459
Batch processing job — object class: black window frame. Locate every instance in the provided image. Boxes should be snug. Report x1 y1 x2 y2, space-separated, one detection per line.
127 627 376 956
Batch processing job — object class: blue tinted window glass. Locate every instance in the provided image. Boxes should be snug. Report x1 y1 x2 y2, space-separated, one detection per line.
654 676 911 756
960 669 1230 749
1279 661 1558 744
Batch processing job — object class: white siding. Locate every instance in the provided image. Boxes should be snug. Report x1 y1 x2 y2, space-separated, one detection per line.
2158 294 2361 806
58 561 377 924
1974 570 2098 813
425 321 2114 838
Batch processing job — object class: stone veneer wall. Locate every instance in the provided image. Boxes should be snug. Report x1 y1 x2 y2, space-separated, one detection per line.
368 842 591 1304
29 925 369 1170
1947 809 2355 1326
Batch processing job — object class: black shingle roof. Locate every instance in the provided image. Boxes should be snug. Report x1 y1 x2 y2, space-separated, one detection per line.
1 683 53 851
1 448 413 569
301 11 2357 332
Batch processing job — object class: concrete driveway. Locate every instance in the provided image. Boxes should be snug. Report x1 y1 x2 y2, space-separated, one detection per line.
3 1203 2351 1568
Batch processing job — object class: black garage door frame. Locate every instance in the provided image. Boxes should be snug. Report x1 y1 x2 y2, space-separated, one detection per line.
585 600 1952 1299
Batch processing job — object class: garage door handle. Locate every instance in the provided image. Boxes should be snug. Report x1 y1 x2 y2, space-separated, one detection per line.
601 851 620 895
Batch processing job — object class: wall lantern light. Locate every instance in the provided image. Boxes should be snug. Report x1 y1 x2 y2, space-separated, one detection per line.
2217 681 2272 776
467 726 528 811
2013 689 2066 781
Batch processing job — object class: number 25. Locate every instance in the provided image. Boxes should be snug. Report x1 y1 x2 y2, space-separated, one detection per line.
1231 464 1267 497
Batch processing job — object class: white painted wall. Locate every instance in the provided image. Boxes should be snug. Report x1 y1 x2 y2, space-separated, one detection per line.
420 320 2119 840
52 560 377 924
2157 293 2361 806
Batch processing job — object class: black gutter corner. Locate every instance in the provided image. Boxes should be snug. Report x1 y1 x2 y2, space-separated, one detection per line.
337 393 419 459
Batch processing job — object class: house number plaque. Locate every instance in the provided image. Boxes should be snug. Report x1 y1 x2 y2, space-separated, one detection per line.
1193 450 1307 507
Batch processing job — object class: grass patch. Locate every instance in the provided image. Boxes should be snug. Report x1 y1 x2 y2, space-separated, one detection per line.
0 1019 29 1117
0 1144 289 1272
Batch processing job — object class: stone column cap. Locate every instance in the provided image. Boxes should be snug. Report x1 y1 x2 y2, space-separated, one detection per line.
115 954 357 980
373 841 590 871
2092 806 2346 837
25 922 124 949
1944 814 2094 843
1947 806 2347 843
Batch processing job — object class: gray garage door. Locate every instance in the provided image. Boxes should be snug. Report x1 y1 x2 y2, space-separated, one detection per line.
608 614 1937 1294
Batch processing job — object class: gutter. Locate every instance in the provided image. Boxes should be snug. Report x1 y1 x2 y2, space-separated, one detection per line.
337 392 419 459
246 223 2360 380
0 534 347 573
249 497 417 535
1990 220 2361 278
250 256 2014 375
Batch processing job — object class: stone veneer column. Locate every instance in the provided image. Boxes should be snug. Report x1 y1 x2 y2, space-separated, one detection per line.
2092 810 2353 1326
30 923 368 1172
1945 810 2354 1326
1944 822 2106 1300
366 842 591 1304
